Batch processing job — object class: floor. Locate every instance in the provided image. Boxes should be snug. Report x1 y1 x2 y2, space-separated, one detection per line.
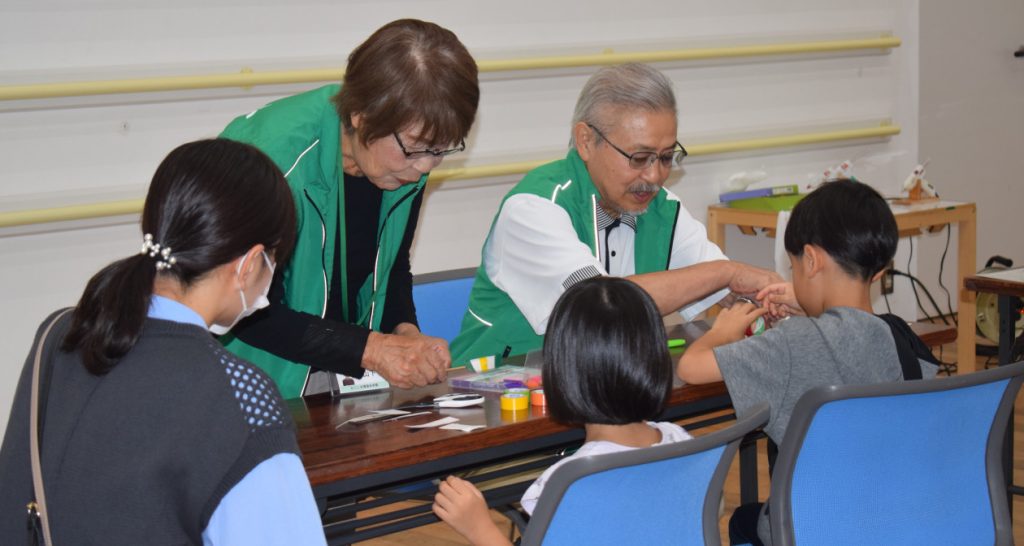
356 333 1024 545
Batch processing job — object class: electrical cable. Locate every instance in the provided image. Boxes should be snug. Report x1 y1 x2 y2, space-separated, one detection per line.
906 238 931 321
888 256 957 372
937 224 957 326
891 269 951 326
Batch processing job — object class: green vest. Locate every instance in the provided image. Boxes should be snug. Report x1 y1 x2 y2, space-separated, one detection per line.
449 149 680 366
218 85 426 398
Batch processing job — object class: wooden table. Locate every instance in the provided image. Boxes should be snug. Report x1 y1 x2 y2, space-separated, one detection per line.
292 323 732 544
707 200 977 371
965 268 1024 367
964 268 1024 513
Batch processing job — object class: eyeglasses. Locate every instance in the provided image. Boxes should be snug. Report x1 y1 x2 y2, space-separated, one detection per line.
393 133 466 159
587 124 687 170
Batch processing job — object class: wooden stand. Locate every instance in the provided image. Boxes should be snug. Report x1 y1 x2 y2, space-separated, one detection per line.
707 200 978 372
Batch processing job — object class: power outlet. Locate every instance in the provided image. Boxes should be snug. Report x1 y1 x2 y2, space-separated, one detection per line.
880 261 895 295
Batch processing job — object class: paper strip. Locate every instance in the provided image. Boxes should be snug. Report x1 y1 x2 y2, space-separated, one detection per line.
470 355 496 372
440 423 486 433
405 416 459 429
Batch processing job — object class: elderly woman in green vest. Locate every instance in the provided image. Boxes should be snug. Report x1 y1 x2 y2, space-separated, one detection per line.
219 19 479 397
451 63 778 366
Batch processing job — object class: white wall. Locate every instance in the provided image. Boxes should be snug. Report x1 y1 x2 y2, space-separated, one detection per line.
0 0 921 432
918 0 1024 324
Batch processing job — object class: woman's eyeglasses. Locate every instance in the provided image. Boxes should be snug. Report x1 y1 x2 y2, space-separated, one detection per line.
394 133 466 159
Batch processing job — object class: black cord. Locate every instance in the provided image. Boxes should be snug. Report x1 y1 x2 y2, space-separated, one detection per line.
888 261 960 373
883 291 892 314
937 224 957 326
907 234 913 272
905 238 931 320
891 269 951 325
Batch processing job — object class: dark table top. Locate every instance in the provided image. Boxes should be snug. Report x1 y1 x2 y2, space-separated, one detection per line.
288 319 727 493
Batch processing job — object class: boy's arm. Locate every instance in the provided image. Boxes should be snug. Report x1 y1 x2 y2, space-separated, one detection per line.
677 302 769 384
433 476 513 546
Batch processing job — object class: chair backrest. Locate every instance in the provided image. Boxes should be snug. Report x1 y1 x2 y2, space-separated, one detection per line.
770 362 1024 546
521 404 771 546
411 268 477 343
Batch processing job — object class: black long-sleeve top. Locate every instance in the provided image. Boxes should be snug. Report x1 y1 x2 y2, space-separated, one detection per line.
232 173 422 377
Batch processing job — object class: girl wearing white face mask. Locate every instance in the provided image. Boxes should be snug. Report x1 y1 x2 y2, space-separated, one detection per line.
209 250 275 336
0 139 327 545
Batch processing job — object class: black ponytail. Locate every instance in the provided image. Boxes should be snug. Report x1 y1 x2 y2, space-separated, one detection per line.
62 256 156 374
61 139 296 375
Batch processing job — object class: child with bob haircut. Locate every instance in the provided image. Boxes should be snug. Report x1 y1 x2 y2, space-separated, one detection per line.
678 178 939 546
433 276 692 545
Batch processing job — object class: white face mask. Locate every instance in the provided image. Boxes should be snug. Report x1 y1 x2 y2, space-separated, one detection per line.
210 251 275 336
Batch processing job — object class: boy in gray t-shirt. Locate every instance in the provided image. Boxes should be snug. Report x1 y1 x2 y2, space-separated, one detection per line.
677 179 938 546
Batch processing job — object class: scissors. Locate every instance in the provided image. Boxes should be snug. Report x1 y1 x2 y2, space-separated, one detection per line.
395 393 485 410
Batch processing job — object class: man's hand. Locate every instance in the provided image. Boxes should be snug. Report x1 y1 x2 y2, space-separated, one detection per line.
432 476 512 546
362 331 451 388
728 263 784 297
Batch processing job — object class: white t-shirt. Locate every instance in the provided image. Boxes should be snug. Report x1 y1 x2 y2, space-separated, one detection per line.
518 421 692 515
485 191 729 334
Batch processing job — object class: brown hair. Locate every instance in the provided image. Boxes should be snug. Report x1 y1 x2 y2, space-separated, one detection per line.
333 19 479 148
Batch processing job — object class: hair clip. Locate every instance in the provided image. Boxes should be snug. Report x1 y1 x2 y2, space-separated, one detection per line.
141 233 177 271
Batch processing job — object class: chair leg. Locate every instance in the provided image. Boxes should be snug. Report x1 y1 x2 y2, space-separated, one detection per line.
1006 412 1016 519
739 433 760 504
498 505 530 538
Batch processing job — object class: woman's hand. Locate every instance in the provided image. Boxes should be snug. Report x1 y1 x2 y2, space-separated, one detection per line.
432 476 512 546
363 331 450 388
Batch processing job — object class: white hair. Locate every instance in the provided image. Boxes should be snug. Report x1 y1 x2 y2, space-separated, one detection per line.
569 63 677 146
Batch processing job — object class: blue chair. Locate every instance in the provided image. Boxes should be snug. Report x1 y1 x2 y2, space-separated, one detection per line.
520 404 770 546
411 268 477 343
770 361 1024 546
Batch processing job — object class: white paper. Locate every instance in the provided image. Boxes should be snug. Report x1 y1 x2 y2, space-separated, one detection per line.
338 409 410 428
405 416 459 429
440 423 486 433
384 411 433 422
978 268 1024 283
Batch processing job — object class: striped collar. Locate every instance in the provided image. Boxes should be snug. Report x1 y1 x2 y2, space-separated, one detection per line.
595 204 637 232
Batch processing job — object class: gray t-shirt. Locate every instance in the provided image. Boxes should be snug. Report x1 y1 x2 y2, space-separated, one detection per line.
714 306 939 445
714 307 939 546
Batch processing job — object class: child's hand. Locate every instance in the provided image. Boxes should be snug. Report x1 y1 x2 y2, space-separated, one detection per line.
756 282 805 318
433 476 511 546
710 301 770 344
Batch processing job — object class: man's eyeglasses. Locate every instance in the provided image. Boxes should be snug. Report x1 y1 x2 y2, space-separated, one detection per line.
587 124 687 170
394 133 466 159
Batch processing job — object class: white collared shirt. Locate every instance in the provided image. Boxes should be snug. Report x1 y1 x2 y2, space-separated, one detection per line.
484 189 729 334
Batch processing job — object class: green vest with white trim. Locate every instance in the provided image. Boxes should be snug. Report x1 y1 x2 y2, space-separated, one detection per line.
449 148 680 366
217 84 426 398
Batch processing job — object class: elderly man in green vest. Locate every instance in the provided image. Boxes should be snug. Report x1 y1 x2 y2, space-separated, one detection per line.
450 63 779 366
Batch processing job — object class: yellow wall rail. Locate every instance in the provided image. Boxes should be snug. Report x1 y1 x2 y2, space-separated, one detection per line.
0 36 899 101
0 198 145 229
430 124 901 183
0 123 899 228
